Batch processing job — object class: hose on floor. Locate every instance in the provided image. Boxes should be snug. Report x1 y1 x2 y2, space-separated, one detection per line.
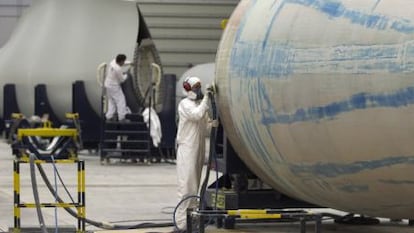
29 154 49 233
35 162 173 230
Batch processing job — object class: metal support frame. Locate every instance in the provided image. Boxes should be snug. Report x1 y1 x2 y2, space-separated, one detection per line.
13 158 85 233
11 115 85 232
11 116 81 161
34 84 62 127
72 81 101 149
206 124 320 210
187 209 322 233
3 84 21 139
17 128 77 141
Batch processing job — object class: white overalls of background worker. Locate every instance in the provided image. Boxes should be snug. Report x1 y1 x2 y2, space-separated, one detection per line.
174 76 214 232
104 54 130 122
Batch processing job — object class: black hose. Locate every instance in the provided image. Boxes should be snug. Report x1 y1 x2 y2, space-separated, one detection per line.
49 159 76 204
20 113 173 230
35 163 173 230
172 195 200 230
199 91 218 211
29 154 49 233
170 90 219 231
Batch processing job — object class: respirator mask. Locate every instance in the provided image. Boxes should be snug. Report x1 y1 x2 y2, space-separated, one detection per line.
194 88 204 100
187 88 203 100
183 76 203 100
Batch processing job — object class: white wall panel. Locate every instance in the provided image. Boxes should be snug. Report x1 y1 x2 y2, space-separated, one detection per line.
137 0 238 77
0 0 31 47
0 0 238 77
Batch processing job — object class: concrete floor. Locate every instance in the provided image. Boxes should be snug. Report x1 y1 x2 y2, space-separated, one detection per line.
0 140 413 233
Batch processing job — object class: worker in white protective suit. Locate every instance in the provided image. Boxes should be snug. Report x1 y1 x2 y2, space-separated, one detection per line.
174 76 216 233
104 54 130 122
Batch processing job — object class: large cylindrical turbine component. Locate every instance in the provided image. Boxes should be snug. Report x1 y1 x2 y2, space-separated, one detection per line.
0 0 161 118
216 0 414 219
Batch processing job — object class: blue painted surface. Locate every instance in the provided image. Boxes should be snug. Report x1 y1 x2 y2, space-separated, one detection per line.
290 156 414 178
286 0 414 34
242 79 286 161
230 42 414 79
239 114 278 170
379 179 414 185
230 0 414 80
231 43 294 79
258 0 414 50
230 14 414 125
261 86 414 125
338 184 369 193
237 114 302 189
371 0 381 12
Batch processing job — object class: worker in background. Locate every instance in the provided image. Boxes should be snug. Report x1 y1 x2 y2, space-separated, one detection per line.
104 54 131 122
173 76 216 233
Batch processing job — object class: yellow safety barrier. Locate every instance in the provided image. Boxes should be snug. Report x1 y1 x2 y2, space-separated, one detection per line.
227 209 267 215
13 159 86 233
227 209 282 219
190 208 323 233
17 157 78 164
17 128 78 140
11 113 24 119
18 203 80 208
66 113 79 119
12 114 85 233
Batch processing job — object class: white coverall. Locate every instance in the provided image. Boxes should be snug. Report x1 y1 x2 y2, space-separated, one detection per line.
142 107 162 147
175 94 209 230
104 59 128 121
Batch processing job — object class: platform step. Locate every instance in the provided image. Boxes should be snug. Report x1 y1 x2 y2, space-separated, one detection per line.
103 130 149 135
9 226 77 233
103 139 150 143
104 121 146 126
102 148 150 153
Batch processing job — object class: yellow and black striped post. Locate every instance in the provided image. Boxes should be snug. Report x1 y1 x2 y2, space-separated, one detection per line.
13 160 21 233
12 116 85 232
77 160 86 233
13 158 86 233
81 161 85 232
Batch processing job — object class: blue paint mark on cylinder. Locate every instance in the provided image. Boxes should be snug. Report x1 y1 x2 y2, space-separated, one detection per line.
379 179 414 185
230 42 414 79
260 87 414 125
338 184 369 193
290 156 414 178
286 0 414 34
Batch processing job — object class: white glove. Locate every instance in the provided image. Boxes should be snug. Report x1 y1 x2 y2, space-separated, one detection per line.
209 119 219 128
205 83 215 95
121 73 128 82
